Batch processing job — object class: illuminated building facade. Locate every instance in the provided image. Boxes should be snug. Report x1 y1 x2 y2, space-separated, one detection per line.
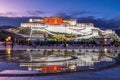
20 17 117 40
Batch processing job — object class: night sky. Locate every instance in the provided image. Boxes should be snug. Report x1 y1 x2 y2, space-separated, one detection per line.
0 0 120 28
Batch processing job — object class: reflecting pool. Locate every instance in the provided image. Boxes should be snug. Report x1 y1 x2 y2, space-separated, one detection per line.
0 48 117 74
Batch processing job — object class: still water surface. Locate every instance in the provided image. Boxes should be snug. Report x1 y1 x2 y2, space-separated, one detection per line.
0 49 119 80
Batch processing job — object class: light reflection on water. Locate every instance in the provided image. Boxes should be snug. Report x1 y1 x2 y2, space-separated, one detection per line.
0 48 116 73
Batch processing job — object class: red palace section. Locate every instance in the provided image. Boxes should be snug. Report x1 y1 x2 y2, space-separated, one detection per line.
42 17 63 25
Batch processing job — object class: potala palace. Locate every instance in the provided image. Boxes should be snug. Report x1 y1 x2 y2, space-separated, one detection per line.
20 17 119 40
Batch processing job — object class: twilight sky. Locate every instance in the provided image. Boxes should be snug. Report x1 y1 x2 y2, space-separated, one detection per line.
0 0 120 28
0 0 120 18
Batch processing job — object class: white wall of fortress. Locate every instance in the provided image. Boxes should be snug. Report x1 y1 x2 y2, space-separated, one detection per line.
20 22 116 39
21 22 97 35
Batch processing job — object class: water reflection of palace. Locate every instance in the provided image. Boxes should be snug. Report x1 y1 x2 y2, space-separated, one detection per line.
20 50 78 72
19 49 115 73
6 45 12 61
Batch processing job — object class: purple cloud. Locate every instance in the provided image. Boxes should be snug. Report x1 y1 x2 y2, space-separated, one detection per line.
0 12 18 17
55 10 101 19
26 10 45 16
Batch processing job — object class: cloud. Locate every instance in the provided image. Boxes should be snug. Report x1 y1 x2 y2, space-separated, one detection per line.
75 16 120 29
55 12 120 29
26 10 45 16
77 16 119 29
70 11 100 17
55 11 101 18
0 11 120 29
0 10 46 17
55 12 72 19
0 12 18 17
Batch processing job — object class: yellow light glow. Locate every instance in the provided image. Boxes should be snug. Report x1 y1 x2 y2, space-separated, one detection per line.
40 19 43 22
27 38 30 41
8 36 11 40
6 48 11 55
6 38 9 41
6 36 11 41
104 48 108 54
63 20 68 23
104 38 107 42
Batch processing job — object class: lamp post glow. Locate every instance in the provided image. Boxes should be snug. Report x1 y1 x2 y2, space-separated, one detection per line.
6 47 11 61
6 48 11 55
6 38 9 42
104 48 108 54
27 38 30 41
6 36 11 41
104 38 107 44
8 36 11 41
6 36 11 44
